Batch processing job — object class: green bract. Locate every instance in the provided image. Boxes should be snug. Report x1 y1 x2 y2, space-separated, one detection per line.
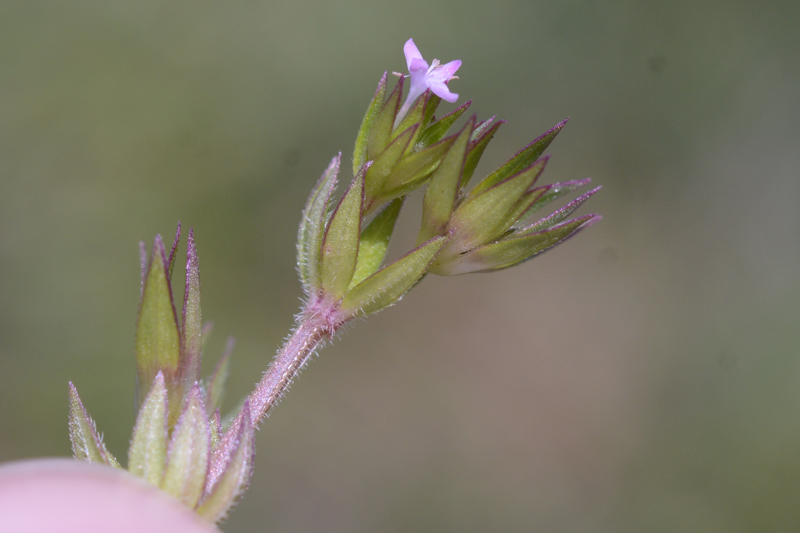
128 372 168 486
320 170 365 299
135 236 181 424
68 382 120 469
340 236 446 318
297 155 340 295
162 386 210 509
350 198 404 288
418 118 474 243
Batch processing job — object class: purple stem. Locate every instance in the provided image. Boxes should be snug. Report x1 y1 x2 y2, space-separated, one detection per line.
207 299 343 490
246 313 332 426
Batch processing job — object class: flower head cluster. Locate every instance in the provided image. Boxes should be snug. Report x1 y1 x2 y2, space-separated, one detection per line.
69 225 250 524
307 38 600 322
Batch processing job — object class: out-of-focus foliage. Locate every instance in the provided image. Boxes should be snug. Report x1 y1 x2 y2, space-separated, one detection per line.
2 0 799 531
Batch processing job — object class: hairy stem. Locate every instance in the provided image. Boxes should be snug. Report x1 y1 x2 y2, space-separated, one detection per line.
207 307 339 490
246 301 342 426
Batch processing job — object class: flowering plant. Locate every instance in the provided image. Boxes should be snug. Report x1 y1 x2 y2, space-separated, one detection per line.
66 38 600 525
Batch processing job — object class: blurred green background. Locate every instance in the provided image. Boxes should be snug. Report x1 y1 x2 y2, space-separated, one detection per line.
2 0 799 531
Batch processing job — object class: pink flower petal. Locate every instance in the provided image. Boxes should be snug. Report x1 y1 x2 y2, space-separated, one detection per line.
408 57 429 76
403 39 424 70
429 81 458 102
438 59 462 79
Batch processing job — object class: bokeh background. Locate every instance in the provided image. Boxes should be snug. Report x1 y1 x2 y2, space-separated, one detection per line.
2 0 799 531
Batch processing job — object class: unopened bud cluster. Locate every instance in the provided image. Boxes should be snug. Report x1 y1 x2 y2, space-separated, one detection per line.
69 226 249 523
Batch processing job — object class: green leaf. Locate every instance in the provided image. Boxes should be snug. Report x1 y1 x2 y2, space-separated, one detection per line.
449 157 548 252
462 120 504 187
418 118 474 244
494 159 575 232
366 77 403 161
392 90 425 135
180 228 202 390
349 198 404 289
135 236 181 422
377 134 457 206
353 73 387 176
207 337 234 415
340 236 446 318
166 222 181 280
470 116 495 142
420 93 442 132
435 215 600 275
68 382 120 468
417 100 471 148
162 386 210 509
205 408 245 492
128 372 169 487
364 126 416 206
469 119 566 198
320 171 365 299
210 410 222 452
198 402 255 523
499 187 549 235
522 186 601 233
519 178 593 222
297 154 340 294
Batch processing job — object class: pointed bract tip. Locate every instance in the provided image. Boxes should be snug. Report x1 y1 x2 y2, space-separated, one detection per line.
196 399 255 523
582 214 603 228
153 234 167 269
139 242 148 288
186 381 204 400
376 72 388 91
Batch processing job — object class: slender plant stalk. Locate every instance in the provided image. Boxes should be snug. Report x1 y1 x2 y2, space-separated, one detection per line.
246 305 337 426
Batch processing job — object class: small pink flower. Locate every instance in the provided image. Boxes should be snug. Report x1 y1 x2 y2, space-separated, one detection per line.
404 38 461 103
396 39 461 125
